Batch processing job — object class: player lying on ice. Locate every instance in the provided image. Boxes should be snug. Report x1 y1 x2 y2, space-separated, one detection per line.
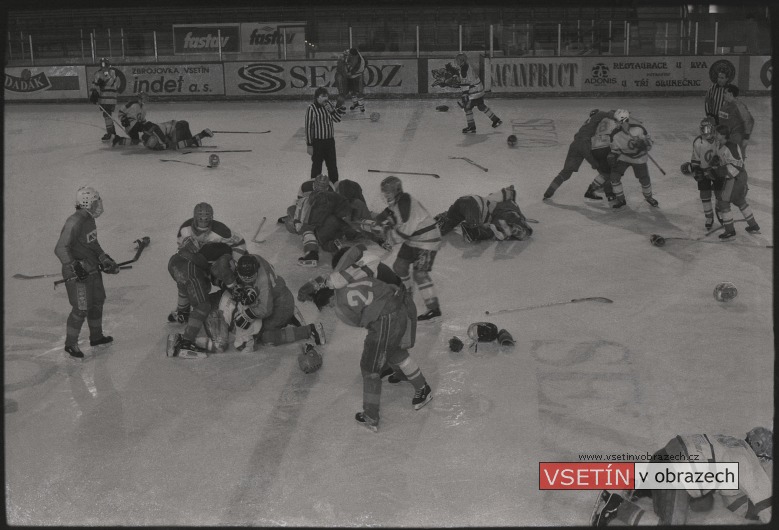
434 185 533 242
112 117 213 150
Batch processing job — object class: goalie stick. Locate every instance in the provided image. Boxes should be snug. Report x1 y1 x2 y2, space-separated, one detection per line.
252 217 267 243
450 156 489 172
485 297 613 315
52 236 150 287
368 169 440 179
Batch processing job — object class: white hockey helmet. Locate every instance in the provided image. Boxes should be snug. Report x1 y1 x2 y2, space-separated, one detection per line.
614 109 630 123
699 117 715 140
380 176 403 205
76 186 103 218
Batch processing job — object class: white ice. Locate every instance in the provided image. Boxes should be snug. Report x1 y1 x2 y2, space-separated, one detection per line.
3 96 773 526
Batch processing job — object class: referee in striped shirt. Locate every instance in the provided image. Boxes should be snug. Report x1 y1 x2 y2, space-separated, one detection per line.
306 87 343 183
704 70 729 124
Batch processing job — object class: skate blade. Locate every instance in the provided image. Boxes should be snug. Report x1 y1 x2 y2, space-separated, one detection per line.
298 260 318 267
176 349 208 359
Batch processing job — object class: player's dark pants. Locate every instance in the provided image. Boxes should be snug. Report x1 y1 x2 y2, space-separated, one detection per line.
346 76 364 98
557 136 597 181
168 254 212 342
650 442 715 524
310 137 339 182
610 161 652 201
440 197 481 235
64 267 106 348
360 292 419 426
315 214 359 253
393 244 439 312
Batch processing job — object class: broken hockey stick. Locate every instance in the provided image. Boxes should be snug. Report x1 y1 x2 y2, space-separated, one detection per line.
485 297 613 315
450 156 488 172
160 158 209 168
252 217 267 243
647 153 666 175
211 130 270 134
368 169 440 179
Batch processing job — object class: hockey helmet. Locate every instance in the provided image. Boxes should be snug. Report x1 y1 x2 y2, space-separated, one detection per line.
236 255 259 283
99 57 111 69
312 173 330 193
713 281 738 302
144 134 160 150
380 176 403 205
369 112 380 122
208 154 220 168
614 109 630 123
507 134 518 147
193 202 214 231
746 427 773 459
455 53 468 66
76 186 103 218
699 118 715 140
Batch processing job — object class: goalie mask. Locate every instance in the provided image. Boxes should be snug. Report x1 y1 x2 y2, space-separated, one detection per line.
746 427 773 459
380 176 403 206
236 255 259 284
193 202 214 232
76 186 103 218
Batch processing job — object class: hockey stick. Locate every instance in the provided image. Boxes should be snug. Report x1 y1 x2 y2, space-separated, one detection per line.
252 217 267 243
98 105 130 137
53 265 132 288
211 130 270 134
647 153 666 175
182 149 252 154
368 169 440 179
485 297 613 315
650 232 772 249
160 159 209 168
14 272 63 280
450 156 488 172
116 236 151 267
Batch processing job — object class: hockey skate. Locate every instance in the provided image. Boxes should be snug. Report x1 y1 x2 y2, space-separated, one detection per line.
309 323 327 345
461 223 480 243
611 198 627 209
166 333 208 359
584 185 603 200
491 117 502 128
745 224 761 234
298 250 319 267
719 230 736 240
350 102 360 111
462 125 476 134
590 490 623 526
355 412 379 432
200 128 213 138
644 196 659 207
101 133 112 142
89 335 113 347
65 345 84 359
412 383 433 410
705 217 714 229
417 307 442 321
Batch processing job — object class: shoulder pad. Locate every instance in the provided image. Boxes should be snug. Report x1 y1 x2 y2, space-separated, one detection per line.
209 220 234 238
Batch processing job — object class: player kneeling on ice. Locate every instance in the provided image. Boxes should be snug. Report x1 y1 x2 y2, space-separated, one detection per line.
284 174 377 267
591 427 772 526
298 245 433 432
434 184 533 243
113 118 213 150
206 253 326 353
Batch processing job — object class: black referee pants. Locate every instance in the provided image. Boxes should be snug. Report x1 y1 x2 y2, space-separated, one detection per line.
310 137 339 182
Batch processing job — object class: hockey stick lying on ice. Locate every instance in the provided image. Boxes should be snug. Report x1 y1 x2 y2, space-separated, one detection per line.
252 217 267 243
368 169 440 179
160 158 209 168
450 156 488 172
182 150 252 154
211 130 270 134
649 232 772 249
485 297 613 315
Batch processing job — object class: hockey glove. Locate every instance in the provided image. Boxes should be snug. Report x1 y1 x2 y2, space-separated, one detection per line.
298 276 328 302
234 305 254 330
72 261 89 281
633 138 648 151
89 89 100 104
459 93 469 109
693 167 706 182
710 155 721 167
98 253 120 274
179 236 201 254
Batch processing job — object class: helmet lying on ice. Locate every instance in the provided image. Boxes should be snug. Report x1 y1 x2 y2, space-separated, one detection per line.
208 154 220 168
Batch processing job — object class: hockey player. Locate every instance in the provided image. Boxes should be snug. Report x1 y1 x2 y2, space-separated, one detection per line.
710 124 760 240
286 174 373 266
297 245 433 432
717 84 754 158
607 109 658 208
54 186 119 358
591 427 772 526
116 91 148 144
113 118 213 150
543 109 618 200
168 203 247 324
455 53 501 133
344 48 367 112
333 51 349 113
206 254 326 352
89 57 120 142
683 118 722 229
166 241 235 358
368 176 442 321
435 185 533 242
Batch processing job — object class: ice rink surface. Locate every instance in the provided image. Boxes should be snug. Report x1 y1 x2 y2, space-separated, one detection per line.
3 95 773 526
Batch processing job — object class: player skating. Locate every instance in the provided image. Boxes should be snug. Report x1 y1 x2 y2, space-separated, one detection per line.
54 186 119 358
455 53 501 133
297 245 433 432
344 47 367 113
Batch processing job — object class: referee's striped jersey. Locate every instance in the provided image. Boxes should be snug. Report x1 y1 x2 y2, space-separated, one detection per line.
704 83 727 118
305 102 341 146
